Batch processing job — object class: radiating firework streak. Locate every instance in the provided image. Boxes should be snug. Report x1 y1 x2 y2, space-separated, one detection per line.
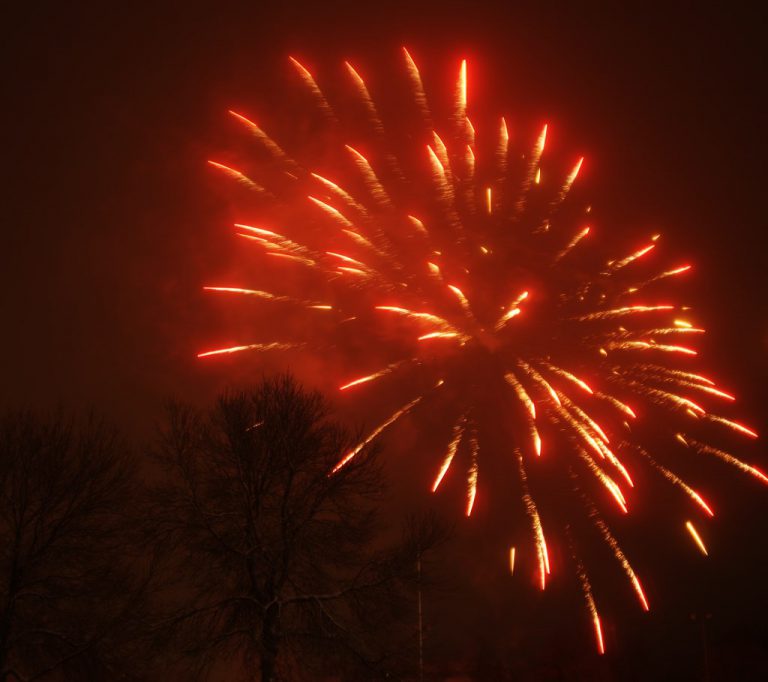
200 51 765 650
573 550 606 654
432 413 467 492
517 450 549 589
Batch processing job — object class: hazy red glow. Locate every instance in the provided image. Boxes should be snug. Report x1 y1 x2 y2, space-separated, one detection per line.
199 51 764 650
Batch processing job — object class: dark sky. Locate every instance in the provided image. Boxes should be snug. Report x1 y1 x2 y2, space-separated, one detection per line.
4 2 768 676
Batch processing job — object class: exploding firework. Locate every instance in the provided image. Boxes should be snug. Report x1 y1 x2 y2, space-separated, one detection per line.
199 50 764 653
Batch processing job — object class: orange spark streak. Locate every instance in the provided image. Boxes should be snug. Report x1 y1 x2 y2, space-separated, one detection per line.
457 59 467 121
573 556 605 654
288 56 335 120
407 215 429 236
686 521 708 556
332 396 423 474
308 195 354 227
375 306 454 330
203 286 280 299
227 110 291 162
685 438 768 484
268 253 317 266
486 187 492 214
197 342 298 358
509 547 516 575
589 510 649 611
345 144 391 205
447 284 472 313
577 448 628 513
578 305 674 321
554 226 590 263
207 160 263 191
310 172 366 214
418 331 461 341
466 431 479 516
339 361 406 391
326 251 361 265
433 415 466 491
595 392 637 419
552 157 584 208
706 415 758 439
505 372 536 419
609 243 656 271
593 614 606 655
497 117 509 175
517 452 548 589
402 46 431 124
546 365 593 394
344 61 384 135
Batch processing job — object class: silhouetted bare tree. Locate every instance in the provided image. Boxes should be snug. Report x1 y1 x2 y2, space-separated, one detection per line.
0 411 150 681
150 375 445 681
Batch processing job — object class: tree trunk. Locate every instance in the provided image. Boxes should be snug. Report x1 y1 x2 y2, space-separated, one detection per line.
260 604 280 682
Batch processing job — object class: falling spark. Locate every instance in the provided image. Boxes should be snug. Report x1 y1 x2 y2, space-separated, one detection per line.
198 342 300 358
466 429 480 516
339 361 408 391
207 160 264 191
332 396 423 473
433 415 467 491
685 521 708 556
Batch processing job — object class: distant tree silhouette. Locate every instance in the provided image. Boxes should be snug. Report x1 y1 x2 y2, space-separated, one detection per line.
0 412 150 681
150 374 445 681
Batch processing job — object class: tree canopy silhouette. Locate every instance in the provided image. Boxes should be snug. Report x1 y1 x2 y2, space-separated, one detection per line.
0 411 148 681
151 374 445 681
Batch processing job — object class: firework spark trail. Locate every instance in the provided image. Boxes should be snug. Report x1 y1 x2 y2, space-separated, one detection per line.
682 437 768 483
553 225 590 264
496 117 509 180
517 450 550 589
575 446 628 514
466 426 480 516
577 305 675 321
685 521 709 556
332 395 423 474
607 242 656 272
704 415 758 438
227 110 296 167
625 264 692 294
289 56 337 122
549 157 584 215
345 61 385 136
515 124 547 215
339 360 412 391
505 372 541 456
402 47 432 129
197 342 301 358
311 172 369 215
518 360 562 407
202 286 332 310
433 414 468 491
591 508 649 610
207 160 266 192
345 145 393 208
633 446 714 516
201 52 765 649
572 548 606 654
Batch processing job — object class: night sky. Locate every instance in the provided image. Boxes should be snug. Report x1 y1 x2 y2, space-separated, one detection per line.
5 3 768 677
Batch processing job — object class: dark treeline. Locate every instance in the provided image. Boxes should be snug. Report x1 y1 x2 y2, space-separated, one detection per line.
0 375 447 682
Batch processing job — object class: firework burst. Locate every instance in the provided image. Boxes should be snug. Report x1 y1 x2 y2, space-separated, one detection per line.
199 50 764 653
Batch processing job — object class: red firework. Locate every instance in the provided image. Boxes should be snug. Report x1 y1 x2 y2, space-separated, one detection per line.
199 50 764 653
